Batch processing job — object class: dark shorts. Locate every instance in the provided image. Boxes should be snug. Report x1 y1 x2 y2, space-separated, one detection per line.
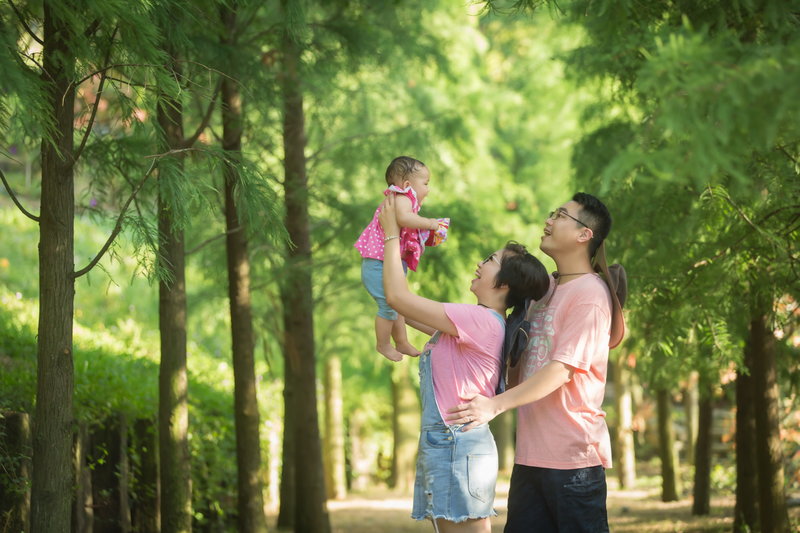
504 464 609 533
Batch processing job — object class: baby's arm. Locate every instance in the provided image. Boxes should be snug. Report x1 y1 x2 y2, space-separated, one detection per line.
394 194 439 231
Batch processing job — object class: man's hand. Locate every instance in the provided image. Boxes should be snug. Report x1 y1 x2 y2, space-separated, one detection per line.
446 395 500 432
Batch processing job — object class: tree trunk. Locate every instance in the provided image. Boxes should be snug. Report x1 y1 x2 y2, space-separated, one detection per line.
734 340 759 532
32 3 77 531
73 421 92 533
347 409 371 492
131 418 159 532
157 52 192 533
220 5 269 531
280 6 331 530
324 356 347 500
656 388 680 502
749 307 789 533
613 355 636 488
489 411 515 476
0 412 31 533
390 363 420 493
277 386 296 529
683 371 699 465
691 375 713 516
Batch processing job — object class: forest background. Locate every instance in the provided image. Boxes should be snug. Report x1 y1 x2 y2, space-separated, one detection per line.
0 0 798 532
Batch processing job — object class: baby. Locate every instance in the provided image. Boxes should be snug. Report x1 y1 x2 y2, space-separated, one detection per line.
354 156 449 361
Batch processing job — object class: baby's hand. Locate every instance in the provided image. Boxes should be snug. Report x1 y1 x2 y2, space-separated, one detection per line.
425 218 450 247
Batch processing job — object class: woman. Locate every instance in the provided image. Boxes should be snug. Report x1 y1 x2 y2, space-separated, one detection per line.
379 194 550 533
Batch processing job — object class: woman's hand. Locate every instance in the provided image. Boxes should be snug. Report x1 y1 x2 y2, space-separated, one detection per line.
446 395 501 432
378 193 401 237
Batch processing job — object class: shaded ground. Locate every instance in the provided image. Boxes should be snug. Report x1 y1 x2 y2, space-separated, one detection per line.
270 478 800 533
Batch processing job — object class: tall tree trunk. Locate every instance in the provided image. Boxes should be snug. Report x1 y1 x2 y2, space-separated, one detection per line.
157 52 191 533
32 3 76 531
613 356 636 489
692 374 713 516
683 371 699 465
656 388 680 502
749 306 789 533
279 6 331 531
277 386 296 528
73 422 92 533
390 363 420 492
220 5 268 531
734 340 759 532
324 356 347 500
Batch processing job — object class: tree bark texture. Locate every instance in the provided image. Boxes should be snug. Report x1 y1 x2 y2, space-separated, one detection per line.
612 357 636 489
280 8 331 531
32 3 77 531
691 376 713 516
656 388 680 502
220 6 269 526
683 371 699 465
390 363 420 492
157 55 192 533
324 356 347 500
734 345 759 532
749 307 789 533
72 422 92 533
0 412 31 533
277 385 296 529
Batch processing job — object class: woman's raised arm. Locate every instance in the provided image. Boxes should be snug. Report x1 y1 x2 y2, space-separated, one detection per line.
379 194 457 337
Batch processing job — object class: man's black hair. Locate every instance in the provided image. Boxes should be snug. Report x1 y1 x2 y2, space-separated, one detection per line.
573 192 612 258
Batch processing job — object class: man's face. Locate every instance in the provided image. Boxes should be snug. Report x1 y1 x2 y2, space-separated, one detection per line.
539 200 592 257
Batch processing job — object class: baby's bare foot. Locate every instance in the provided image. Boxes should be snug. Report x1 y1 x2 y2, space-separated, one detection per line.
377 344 404 362
396 341 421 357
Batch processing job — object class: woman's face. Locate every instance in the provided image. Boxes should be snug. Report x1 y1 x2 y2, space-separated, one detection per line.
470 248 504 295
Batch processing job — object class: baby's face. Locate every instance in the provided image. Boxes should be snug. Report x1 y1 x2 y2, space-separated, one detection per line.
404 167 431 204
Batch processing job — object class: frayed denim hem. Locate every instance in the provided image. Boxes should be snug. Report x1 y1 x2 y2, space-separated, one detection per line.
411 509 498 523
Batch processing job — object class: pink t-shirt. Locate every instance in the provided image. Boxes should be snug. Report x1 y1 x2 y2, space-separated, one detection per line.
515 274 613 469
428 303 505 423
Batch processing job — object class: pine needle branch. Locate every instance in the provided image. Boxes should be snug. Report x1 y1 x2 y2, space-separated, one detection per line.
74 26 119 165
181 76 222 148
74 159 157 278
0 167 40 222
185 226 243 256
8 0 43 46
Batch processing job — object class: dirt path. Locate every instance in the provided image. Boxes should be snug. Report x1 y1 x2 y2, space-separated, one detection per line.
268 479 799 533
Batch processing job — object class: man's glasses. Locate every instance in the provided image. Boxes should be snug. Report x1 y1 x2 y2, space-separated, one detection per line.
549 209 589 228
482 253 501 266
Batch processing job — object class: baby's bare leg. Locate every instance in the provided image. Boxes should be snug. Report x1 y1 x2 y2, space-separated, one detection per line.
392 315 420 356
375 316 403 362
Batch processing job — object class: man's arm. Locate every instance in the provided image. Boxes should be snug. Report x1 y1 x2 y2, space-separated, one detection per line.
447 360 574 430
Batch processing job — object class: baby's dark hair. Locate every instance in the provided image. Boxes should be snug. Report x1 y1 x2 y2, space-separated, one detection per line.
495 241 550 394
385 156 426 186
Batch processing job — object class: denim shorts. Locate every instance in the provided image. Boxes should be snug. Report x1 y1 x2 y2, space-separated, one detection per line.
504 464 609 533
361 258 406 320
412 421 499 522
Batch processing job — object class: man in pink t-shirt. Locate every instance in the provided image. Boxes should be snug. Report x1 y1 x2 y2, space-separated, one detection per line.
449 193 620 533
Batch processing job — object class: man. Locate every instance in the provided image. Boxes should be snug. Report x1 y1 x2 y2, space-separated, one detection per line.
448 193 622 532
